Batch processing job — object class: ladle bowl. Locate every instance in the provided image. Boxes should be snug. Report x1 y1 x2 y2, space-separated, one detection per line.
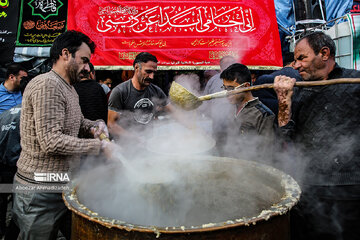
169 81 203 110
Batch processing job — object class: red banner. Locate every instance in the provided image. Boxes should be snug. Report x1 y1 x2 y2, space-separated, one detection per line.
67 0 282 69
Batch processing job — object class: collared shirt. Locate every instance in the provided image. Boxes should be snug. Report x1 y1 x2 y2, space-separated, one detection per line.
0 82 22 115
226 97 275 163
233 97 275 137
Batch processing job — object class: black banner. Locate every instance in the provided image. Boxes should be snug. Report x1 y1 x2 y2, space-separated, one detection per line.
16 0 68 46
0 0 20 64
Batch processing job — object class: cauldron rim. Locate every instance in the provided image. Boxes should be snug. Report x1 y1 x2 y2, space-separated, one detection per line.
63 157 301 234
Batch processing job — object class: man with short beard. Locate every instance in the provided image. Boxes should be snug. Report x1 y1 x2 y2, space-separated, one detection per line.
12 30 115 240
0 63 28 114
108 52 169 141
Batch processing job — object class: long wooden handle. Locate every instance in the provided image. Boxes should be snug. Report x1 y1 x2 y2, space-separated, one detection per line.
226 78 360 96
198 90 228 101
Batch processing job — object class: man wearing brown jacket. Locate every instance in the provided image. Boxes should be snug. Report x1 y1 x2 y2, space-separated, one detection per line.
12 31 115 240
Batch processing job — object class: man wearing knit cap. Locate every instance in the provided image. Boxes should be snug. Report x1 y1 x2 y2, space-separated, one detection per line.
12 30 115 240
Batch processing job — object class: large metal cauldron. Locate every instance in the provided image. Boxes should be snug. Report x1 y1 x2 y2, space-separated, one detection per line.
63 156 300 240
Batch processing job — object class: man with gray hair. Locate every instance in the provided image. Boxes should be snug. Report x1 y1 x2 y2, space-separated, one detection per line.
203 55 237 95
274 31 360 240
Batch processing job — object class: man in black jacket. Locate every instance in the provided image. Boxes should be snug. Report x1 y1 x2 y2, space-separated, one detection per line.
253 52 301 118
0 105 21 239
274 32 360 240
74 62 108 126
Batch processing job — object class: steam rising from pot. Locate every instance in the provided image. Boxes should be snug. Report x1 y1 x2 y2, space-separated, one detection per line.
75 155 286 227
72 71 297 228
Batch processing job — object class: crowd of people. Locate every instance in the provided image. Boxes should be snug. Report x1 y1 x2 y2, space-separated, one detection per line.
0 30 359 240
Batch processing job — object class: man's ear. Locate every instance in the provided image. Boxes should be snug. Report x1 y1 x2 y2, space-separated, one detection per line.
8 74 15 80
319 47 330 60
134 62 143 72
61 48 70 60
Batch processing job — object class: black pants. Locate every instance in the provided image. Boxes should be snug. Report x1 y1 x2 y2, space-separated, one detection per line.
291 184 360 240
0 164 18 239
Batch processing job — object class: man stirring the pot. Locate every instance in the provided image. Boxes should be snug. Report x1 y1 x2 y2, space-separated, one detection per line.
12 30 116 240
274 32 360 240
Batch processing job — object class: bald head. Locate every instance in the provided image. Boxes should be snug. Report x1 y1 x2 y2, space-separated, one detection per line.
220 56 237 72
